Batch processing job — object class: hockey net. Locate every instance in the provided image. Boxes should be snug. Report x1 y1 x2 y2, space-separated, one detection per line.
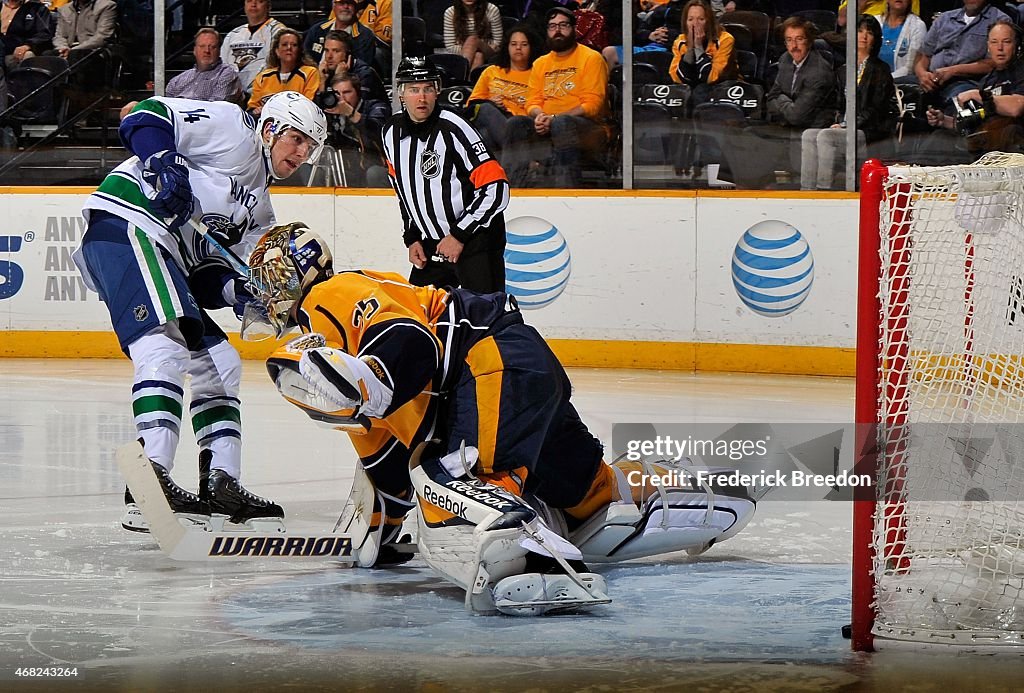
853 153 1024 650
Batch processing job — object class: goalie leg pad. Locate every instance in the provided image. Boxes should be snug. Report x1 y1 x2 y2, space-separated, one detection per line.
572 459 757 563
411 450 610 615
336 463 415 567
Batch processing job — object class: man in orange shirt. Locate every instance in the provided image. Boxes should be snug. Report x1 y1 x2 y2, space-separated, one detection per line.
502 6 610 188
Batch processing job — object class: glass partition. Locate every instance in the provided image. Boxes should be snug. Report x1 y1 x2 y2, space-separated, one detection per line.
0 1 1012 189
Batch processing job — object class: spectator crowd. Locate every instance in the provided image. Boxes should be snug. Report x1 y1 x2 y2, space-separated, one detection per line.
3 0 1023 189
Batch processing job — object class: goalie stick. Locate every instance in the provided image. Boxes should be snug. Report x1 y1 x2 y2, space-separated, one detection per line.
116 441 362 562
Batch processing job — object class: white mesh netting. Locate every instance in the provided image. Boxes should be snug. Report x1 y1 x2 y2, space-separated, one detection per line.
874 152 1024 645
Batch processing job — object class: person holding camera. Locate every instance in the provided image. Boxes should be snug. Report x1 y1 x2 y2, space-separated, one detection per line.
914 0 1009 112
319 70 389 187
924 19 1024 158
315 30 384 102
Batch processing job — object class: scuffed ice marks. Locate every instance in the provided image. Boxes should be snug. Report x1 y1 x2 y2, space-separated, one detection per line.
219 560 850 662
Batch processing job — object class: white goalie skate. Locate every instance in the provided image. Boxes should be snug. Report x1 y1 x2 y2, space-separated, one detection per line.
571 457 757 563
410 444 611 616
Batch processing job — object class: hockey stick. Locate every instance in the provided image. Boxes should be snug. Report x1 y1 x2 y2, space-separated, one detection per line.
185 216 251 279
146 181 252 279
116 442 359 562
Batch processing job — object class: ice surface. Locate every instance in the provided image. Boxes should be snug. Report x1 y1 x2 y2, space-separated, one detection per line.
3 361 1022 691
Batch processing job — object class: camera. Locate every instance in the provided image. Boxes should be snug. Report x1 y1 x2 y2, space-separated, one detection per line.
955 88 995 136
316 87 339 110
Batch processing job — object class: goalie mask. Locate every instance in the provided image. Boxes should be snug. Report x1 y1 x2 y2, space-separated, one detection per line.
245 222 334 339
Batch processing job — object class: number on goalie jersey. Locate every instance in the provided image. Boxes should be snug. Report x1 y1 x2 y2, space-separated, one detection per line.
268 265 606 516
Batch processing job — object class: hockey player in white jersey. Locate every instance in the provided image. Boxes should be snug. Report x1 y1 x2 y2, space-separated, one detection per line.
73 91 327 534
249 226 758 615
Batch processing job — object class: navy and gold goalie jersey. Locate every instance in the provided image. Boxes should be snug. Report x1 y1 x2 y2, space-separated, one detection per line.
292 270 515 455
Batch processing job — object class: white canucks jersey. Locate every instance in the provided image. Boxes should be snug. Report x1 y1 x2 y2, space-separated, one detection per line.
221 18 286 91
81 97 275 279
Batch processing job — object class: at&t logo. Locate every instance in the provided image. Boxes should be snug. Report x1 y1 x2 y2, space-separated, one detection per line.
0 233 29 299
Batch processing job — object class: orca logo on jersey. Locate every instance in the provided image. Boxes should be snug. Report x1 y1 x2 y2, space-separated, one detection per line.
198 213 246 251
420 150 441 179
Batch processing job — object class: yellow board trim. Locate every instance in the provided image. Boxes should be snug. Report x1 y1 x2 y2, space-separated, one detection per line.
0 186 859 201
0 331 855 376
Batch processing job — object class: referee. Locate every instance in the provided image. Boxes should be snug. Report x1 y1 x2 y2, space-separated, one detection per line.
382 57 509 292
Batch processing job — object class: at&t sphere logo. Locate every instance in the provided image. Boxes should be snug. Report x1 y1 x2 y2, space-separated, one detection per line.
731 220 814 317
503 216 571 309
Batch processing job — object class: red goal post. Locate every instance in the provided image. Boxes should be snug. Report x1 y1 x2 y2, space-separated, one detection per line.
854 156 1024 652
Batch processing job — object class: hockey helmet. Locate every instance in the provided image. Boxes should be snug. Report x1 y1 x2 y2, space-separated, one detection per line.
257 92 328 178
246 222 334 338
395 56 442 94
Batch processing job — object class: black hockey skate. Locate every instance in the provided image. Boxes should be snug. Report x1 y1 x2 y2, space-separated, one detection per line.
122 463 211 533
205 469 285 530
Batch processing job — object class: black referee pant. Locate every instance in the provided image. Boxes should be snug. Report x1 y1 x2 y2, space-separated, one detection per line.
409 216 506 293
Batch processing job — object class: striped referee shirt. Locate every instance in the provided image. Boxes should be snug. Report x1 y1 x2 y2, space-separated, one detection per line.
382 107 509 247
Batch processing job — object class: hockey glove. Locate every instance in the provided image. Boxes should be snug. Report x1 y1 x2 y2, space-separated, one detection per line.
145 150 193 225
298 346 394 419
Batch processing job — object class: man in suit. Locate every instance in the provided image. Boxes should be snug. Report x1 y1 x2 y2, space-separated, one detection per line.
721 16 837 187
767 16 838 131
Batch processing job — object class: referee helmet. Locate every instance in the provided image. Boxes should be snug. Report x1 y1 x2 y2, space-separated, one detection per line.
395 57 442 94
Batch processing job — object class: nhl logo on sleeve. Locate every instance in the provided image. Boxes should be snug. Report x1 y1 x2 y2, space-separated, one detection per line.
420 150 441 179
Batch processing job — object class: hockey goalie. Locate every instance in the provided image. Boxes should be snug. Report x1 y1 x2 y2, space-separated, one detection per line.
248 223 756 615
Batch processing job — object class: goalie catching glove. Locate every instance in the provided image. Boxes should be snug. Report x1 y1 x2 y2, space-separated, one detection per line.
266 333 393 433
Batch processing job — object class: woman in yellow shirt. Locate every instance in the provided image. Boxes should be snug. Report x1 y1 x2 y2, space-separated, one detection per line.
670 0 740 185
249 29 321 115
669 0 739 104
467 23 542 154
